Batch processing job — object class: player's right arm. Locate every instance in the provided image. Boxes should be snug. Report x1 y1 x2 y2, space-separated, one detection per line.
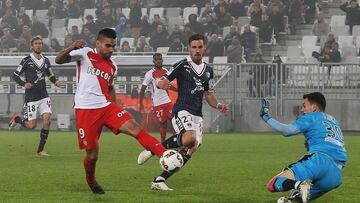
156 77 170 89
139 85 147 112
140 71 152 112
260 99 301 136
13 58 32 89
157 60 183 89
55 40 86 64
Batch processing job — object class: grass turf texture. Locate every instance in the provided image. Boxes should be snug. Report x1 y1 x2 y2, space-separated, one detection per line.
0 131 358 203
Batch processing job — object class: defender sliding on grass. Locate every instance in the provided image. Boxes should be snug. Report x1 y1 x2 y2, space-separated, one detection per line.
260 92 347 203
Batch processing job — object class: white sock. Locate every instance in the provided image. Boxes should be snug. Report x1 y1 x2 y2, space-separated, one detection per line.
294 181 302 189
155 176 165 182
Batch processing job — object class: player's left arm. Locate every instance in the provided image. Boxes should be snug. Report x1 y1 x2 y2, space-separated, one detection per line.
260 99 301 136
109 85 116 102
108 68 117 102
46 63 60 87
204 91 228 115
204 68 228 114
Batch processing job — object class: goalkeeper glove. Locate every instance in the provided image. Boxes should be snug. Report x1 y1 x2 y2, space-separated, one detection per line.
260 99 271 122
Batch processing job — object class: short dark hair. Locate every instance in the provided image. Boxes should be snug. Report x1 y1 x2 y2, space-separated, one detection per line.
303 92 326 111
97 28 116 40
188 34 206 45
153 53 162 59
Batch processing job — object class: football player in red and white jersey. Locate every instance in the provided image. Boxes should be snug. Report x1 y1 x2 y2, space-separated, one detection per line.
55 28 166 194
139 53 177 143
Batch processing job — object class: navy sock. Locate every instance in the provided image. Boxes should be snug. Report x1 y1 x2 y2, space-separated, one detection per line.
37 128 49 153
14 116 26 126
158 152 191 181
274 177 298 192
162 133 183 149
282 179 298 191
150 133 183 156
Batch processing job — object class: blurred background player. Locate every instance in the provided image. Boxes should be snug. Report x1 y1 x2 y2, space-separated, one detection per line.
139 53 177 142
137 34 228 191
55 28 166 194
260 92 347 203
9 36 60 157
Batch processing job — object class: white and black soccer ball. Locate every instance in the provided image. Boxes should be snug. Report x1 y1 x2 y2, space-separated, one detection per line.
160 150 184 172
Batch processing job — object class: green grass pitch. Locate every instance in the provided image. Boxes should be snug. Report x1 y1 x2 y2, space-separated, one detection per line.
0 131 359 203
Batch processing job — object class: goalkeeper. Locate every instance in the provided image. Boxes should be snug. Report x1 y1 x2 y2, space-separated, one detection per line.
260 92 347 203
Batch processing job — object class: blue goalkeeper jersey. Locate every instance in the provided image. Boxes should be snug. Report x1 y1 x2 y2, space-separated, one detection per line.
292 112 348 164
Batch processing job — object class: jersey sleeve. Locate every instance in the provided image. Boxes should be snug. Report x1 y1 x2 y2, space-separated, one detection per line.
142 71 152 86
164 61 183 82
45 59 57 83
12 58 27 86
292 113 313 133
69 47 87 62
204 66 214 92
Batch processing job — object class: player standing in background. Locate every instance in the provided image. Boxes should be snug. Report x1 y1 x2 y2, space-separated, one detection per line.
9 36 60 157
139 53 177 143
55 28 166 194
137 34 228 191
260 92 347 203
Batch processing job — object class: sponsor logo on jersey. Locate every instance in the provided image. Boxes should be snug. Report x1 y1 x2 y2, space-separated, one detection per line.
206 72 210 78
87 66 111 81
117 110 127 117
191 77 204 94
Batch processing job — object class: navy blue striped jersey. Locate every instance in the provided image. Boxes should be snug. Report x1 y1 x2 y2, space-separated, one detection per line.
13 54 55 103
165 56 214 117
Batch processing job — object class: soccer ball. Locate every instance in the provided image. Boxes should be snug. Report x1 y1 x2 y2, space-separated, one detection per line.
160 150 184 172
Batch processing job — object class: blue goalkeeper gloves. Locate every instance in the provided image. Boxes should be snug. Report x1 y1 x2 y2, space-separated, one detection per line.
260 99 271 122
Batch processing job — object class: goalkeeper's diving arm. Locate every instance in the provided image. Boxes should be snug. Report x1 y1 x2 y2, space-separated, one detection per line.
265 119 301 137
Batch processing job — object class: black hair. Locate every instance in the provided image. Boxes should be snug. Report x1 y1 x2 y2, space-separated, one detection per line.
97 28 116 40
303 92 326 111
153 53 162 59
188 34 206 45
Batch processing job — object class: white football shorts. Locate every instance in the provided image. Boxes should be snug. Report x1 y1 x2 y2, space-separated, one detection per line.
171 110 204 147
25 97 52 121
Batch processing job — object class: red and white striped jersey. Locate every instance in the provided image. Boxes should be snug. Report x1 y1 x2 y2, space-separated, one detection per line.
70 47 117 109
142 68 171 107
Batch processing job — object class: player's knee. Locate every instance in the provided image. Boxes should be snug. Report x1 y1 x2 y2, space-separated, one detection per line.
90 156 98 162
87 154 98 162
121 119 142 136
182 131 196 148
43 119 51 127
27 121 37 129
43 114 51 123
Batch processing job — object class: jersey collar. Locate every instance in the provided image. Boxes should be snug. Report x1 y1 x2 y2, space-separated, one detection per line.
186 56 206 76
